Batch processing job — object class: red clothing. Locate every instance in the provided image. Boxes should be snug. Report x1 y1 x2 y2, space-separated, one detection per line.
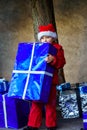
27 43 66 128
51 43 66 85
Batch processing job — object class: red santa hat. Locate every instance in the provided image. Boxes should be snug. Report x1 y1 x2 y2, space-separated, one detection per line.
37 23 57 40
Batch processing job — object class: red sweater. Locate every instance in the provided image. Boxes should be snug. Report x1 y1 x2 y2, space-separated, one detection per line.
50 42 66 85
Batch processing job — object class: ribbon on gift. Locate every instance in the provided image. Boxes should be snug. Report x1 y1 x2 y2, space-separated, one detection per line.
83 119 87 123
2 94 8 128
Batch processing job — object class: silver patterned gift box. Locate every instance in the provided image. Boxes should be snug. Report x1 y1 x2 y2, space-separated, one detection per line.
59 89 79 119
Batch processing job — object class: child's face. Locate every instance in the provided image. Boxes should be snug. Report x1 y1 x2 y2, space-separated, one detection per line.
40 36 54 44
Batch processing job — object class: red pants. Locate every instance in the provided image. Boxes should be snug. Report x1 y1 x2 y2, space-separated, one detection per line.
27 85 57 128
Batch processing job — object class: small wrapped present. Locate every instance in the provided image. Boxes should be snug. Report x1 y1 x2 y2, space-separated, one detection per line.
59 89 80 118
0 78 9 93
8 42 57 103
0 93 30 128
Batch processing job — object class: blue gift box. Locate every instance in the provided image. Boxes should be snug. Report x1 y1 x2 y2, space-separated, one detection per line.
8 42 57 103
0 93 30 128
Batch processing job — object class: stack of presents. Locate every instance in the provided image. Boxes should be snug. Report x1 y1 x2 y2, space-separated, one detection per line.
1 42 87 129
0 42 57 129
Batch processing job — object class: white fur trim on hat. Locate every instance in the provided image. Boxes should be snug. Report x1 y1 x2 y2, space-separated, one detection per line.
38 31 57 41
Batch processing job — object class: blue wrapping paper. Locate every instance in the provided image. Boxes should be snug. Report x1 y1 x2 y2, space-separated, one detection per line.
56 82 71 91
83 113 87 129
79 83 87 129
8 42 57 103
79 83 87 113
79 84 87 94
0 93 30 128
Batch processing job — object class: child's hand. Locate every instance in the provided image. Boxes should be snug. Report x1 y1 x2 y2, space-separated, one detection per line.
45 54 54 63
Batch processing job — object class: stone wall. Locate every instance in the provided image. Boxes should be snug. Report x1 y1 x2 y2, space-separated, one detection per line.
53 0 87 83
0 0 87 83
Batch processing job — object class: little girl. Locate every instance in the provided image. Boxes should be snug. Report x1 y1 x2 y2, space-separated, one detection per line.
24 23 66 130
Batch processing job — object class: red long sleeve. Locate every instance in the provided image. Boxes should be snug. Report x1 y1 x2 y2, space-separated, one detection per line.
51 43 66 69
51 42 66 85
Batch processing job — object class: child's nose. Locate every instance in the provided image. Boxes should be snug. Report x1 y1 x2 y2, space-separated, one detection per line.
43 38 47 42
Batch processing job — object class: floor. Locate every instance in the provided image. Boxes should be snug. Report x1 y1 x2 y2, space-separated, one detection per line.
0 118 83 130
40 118 83 130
